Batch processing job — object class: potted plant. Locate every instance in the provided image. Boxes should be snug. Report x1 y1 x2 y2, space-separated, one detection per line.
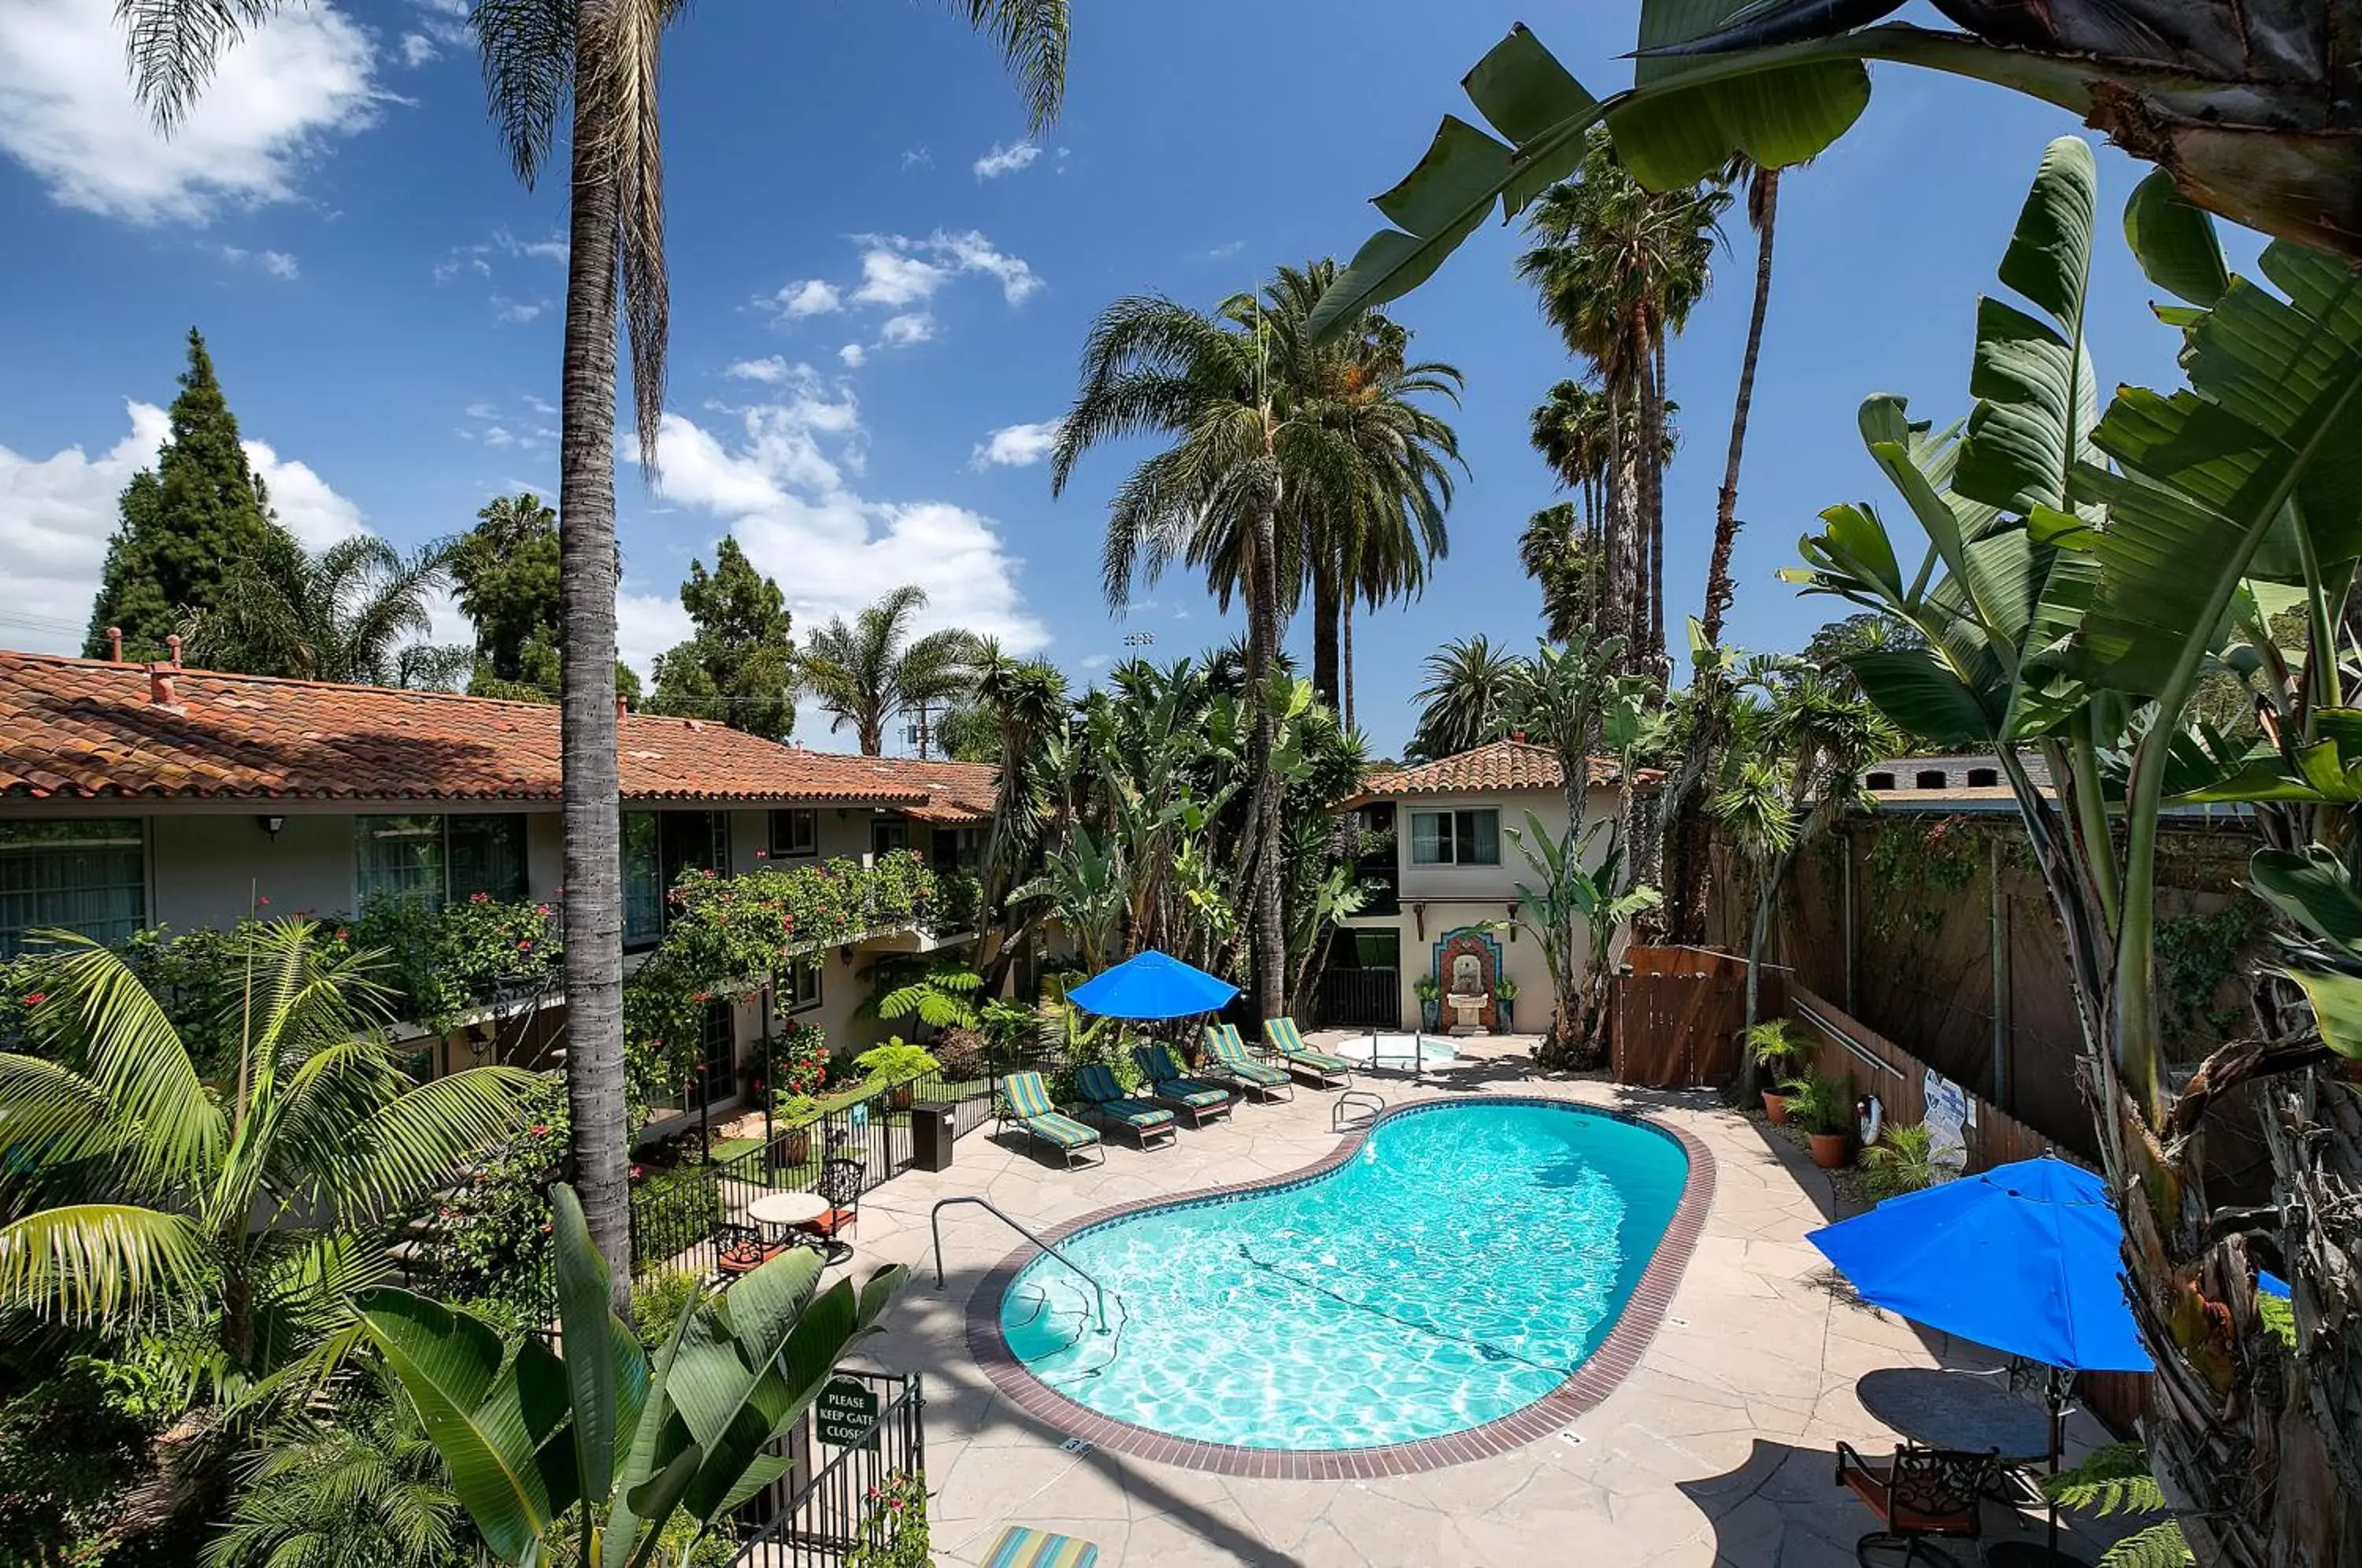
772 1094 820 1167
1784 1073 1855 1169
1413 974 1442 1031
1746 1020 1812 1122
853 1037 940 1111
1859 1121 1942 1200
1492 977 1519 1034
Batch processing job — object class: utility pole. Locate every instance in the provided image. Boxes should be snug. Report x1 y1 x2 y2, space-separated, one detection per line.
905 699 934 759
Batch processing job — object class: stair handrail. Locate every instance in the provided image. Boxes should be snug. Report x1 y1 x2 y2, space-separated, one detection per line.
1333 1089 1386 1132
930 1196 1110 1333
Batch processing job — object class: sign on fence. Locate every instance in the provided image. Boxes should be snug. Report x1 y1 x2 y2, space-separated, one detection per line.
815 1377 882 1448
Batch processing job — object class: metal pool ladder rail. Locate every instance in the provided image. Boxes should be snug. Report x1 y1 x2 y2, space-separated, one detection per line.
930 1196 1112 1333
1333 1089 1386 1132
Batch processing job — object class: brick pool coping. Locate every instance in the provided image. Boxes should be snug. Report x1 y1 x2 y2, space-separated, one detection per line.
963 1092 1718 1477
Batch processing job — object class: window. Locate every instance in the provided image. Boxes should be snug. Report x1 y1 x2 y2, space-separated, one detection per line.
930 826 982 875
1967 767 1999 788
0 819 146 959
624 810 729 951
692 1000 735 1108
1866 772 1897 790
1916 770 1949 790
623 812 663 949
1408 808 1500 867
781 955 823 1014
769 808 817 859
357 815 528 908
871 817 909 858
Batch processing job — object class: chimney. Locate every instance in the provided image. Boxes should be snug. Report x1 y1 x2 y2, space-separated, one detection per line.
106 627 123 663
165 634 183 669
147 662 183 712
616 695 630 722
1512 730 1526 743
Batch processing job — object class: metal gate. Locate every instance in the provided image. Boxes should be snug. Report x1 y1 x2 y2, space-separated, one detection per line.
1316 966 1401 1029
730 1369 927 1566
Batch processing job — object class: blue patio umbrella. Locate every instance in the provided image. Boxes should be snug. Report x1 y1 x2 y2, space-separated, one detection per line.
1808 1156 2150 1553
1067 949 1239 1020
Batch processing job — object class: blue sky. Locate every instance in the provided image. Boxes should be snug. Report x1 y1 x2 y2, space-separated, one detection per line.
0 0 2251 755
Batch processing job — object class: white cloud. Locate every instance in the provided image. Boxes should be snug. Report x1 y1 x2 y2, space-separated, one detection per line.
0 0 378 224
933 231 1040 303
1205 239 1246 260
972 139 1040 179
772 279 842 317
459 400 554 453
1079 653 1110 671
877 313 934 348
725 356 790 383
900 147 932 171
0 401 368 653
492 296 546 324
971 420 1060 468
398 31 439 66
647 376 1046 655
838 343 867 368
221 246 301 279
616 591 694 679
851 249 948 308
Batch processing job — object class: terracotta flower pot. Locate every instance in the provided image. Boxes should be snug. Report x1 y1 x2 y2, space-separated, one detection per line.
1809 1130 1849 1170
1763 1089 1790 1125
890 1082 916 1111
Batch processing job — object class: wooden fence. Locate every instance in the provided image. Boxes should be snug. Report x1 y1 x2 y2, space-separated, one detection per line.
1612 946 1783 1088
1786 982 2151 1435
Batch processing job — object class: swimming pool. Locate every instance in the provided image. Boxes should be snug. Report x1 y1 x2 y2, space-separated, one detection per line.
995 1098 1691 1453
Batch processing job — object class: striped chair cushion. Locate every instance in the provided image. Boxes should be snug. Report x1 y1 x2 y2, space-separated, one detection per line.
983 1525 1100 1568
1002 1071 1056 1119
1074 1063 1127 1105
1203 1022 1249 1056
1160 1082 1229 1108
1101 1097 1175 1129
1264 1017 1353 1069
1022 1111 1099 1148
1206 1034 1287 1083
1135 1045 1190 1082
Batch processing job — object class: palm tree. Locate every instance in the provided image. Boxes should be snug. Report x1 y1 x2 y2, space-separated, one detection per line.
116 0 1072 1304
0 922 539 1388
1517 129 1725 671
1053 268 1414 1019
187 531 459 686
1406 635 1534 761
1701 158 1783 648
209 1372 461 1568
968 640 1068 990
799 585 980 755
1520 503 1595 645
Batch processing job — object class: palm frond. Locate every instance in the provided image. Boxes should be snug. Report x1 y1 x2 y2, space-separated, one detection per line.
0 1203 210 1328
112 0 286 129
960 0 1068 134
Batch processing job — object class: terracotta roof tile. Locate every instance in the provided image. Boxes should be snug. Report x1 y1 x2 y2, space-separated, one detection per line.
0 651 993 813
1346 738 1638 803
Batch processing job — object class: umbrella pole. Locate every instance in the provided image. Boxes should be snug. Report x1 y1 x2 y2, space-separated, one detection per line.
2045 1367 2068 1555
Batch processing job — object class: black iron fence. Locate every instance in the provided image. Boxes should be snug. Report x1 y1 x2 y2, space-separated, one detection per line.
1317 966 1401 1029
727 1369 926 1566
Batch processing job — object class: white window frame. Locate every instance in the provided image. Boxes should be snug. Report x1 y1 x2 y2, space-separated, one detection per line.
1408 808 1501 867
782 954 824 1014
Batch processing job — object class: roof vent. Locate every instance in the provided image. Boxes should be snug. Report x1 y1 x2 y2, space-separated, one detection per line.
106 627 123 663
616 696 630 721
165 634 183 669
147 663 183 712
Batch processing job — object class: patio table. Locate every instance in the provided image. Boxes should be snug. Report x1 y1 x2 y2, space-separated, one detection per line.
1856 1366 2053 1463
748 1189 828 1237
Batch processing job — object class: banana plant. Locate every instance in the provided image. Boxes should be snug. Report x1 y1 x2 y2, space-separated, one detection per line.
1308 0 2360 340
357 1186 905 1567
1505 812 1662 1062
1783 134 2362 1566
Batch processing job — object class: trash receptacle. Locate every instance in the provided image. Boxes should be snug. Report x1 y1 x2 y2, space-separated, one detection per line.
911 1102 956 1172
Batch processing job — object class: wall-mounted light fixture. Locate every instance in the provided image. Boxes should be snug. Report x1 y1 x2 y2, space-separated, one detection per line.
257 814 286 841
1505 902 1520 941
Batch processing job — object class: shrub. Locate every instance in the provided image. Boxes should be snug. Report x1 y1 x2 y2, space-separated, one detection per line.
1783 1073 1855 1137
853 1038 939 1087
1859 1122 1941 1200
931 1026 990 1085
763 1021 830 1108
440 1078 569 1313
845 1469 930 1568
632 1269 704 1352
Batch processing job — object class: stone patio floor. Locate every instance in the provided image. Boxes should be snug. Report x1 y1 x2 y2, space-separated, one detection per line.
819 1037 2129 1566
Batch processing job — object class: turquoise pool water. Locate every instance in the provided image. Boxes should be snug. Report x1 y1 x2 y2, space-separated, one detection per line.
999 1099 1688 1450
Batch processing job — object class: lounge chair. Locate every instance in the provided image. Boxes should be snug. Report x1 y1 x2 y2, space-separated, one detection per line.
1130 1043 1233 1128
983 1525 1100 1568
1074 1063 1179 1148
1262 1015 1355 1088
996 1071 1105 1169
1200 1022 1294 1102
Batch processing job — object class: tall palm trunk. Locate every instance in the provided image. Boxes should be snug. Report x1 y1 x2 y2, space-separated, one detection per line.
1311 569 1342 712
1341 596 1355 732
1703 167 1777 647
557 94 632 1306
1246 483 1287 1023
1602 380 1642 668
1644 335 1667 668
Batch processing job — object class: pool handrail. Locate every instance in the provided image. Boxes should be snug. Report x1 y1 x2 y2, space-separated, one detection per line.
931 1195 1112 1333
1333 1089 1386 1131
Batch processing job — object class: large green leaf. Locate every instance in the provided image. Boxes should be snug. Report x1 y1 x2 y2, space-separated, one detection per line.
2250 847 2362 946
550 1185 624 1510
359 1288 578 1563
2123 168 2228 311
1954 135 2099 518
2280 967 2362 1060
1844 647 1994 746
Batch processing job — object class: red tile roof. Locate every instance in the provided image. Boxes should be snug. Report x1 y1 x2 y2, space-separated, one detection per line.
0 650 990 812
1346 738 1635 804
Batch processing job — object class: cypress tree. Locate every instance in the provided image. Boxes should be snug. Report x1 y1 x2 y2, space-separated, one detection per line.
83 330 278 661
649 537 796 739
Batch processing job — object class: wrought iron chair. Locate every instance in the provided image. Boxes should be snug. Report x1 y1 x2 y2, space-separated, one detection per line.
712 1222 785 1281
1835 1441 2000 1566
793 1156 864 1263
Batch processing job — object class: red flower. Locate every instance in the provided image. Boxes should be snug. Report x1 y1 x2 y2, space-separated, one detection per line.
20 992 46 1007
257 895 270 906
470 891 490 904
540 1221 553 1233
535 904 550 918
531 1124 549 1137
755 849 769 860
517 939 533 951
333 929 349 941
